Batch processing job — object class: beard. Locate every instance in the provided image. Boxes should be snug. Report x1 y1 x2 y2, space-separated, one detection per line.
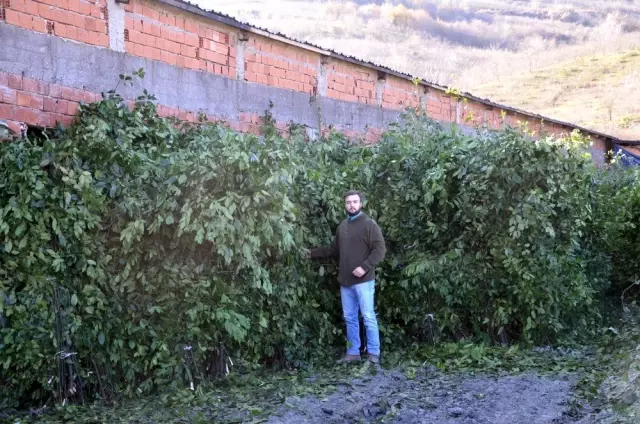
347 207 361 217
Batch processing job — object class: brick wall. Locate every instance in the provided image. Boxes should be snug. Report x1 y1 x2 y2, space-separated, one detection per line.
0 70 99 134
325 59 377 104
123 0 236 77
245 34 318 94
2 0 109 47
381 75 420 110
0 0 613 159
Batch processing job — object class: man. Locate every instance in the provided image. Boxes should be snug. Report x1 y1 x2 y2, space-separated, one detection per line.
306 190 386 364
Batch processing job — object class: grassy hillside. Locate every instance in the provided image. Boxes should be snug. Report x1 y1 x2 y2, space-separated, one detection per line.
474 49 640 139
194 0 640 139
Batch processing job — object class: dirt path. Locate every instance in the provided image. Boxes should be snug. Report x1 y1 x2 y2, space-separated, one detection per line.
263 366 594 424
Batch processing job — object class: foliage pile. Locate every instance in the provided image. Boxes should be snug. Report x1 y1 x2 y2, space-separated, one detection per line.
1 81 639 409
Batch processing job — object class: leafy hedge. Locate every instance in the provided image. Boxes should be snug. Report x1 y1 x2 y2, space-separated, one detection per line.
0 84 637 408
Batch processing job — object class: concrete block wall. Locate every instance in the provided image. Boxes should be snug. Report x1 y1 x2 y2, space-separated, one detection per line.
0 0 612 164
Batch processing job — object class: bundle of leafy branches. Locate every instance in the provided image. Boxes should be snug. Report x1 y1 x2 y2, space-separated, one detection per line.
1 79 640 411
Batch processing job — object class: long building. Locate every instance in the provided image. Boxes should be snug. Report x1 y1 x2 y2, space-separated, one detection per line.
1 0 639 164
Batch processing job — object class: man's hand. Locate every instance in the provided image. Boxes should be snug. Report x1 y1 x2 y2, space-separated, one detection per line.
352 266 366 278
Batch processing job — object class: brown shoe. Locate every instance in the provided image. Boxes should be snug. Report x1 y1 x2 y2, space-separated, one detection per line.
367 354 380 364
337 354 361 363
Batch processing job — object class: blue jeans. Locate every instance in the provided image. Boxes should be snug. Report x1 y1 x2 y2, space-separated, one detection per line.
340 280 380 356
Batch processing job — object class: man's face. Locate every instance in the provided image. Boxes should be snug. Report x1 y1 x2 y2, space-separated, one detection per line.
345 194 362 216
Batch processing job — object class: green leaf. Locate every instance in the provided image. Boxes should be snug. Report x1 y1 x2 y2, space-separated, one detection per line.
71 294 78 306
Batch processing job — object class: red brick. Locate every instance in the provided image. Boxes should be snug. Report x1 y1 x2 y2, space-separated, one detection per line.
5 9 24 27
327 89 339 99
13 106 41 125
84 16 98 32
267 75 279 87
50 113 73 127
161 50 177 66
72 88 86 102
150 23 161 38
127 29 141 44
36 4 54 20
43 97 55 112
8 74 22 90
9 0 26 13
67 101 78 115
142 45 153 59
60 86 74 101
185 32 199 47
159 25 173 41
184 57 200 69
132 43 144 57
53 99 68 114
269 67 286 79
0 104 12 121
56 8 76 26
24 0 38 15
91 31 107 46
161 12 175 27
166 40 181 54
78 1 91 16
66 25 79 40
91 4 103 19
66 0 80 13
141 4 158 21
175 16 185 30
31 16 46 33
83 91 96 103
138 33 153 47
30 93 43 109
180 44 197 58
125 15 134 29
16 92 31 107
184 19 198 34
205 29 217 42
256 73 268 84
129 1 141 14
0 86 17 104
124 41 135 54
77 28 90 43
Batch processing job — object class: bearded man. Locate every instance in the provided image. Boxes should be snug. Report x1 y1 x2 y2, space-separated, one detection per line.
306 190 386 363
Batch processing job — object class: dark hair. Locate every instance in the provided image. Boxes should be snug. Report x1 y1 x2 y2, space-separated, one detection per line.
344 190 362 201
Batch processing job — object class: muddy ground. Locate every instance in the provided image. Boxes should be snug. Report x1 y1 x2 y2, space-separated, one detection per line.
258 365 617 424
5 350 630 423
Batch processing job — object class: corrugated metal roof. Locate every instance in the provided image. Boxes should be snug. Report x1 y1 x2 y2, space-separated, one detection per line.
159 0 639 145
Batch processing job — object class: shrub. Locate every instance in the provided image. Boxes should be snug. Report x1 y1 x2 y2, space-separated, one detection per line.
0 87 619 409
589 158 640 299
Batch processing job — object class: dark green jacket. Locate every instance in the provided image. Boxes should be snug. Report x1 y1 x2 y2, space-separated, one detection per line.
310 212 386 286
